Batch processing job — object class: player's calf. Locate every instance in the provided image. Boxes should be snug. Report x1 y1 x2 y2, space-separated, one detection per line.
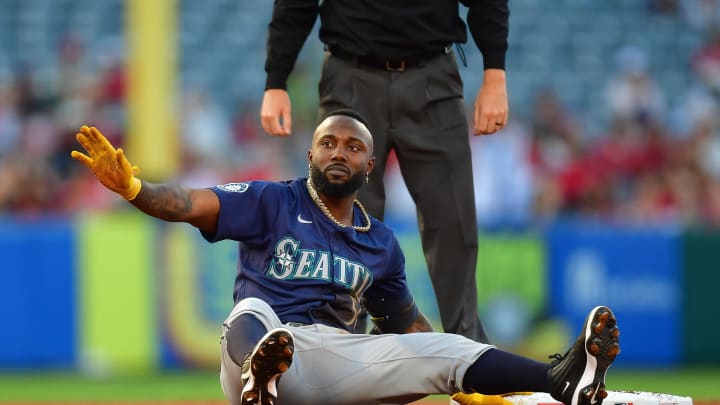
240 328 294 405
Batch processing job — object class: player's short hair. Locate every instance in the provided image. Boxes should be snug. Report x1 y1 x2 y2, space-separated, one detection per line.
318 108 371 132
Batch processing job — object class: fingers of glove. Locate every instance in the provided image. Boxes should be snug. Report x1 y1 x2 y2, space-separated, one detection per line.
73 132 118 188
115 148 132 173
70 150 94 169
88 126 117 153
111 148 136 188
75 130 97 157
86 144 129 191
77 126 116 160
73 125 142 200
452 393 511 405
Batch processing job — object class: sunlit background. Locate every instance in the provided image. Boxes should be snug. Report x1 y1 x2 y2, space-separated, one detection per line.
1 0 720 399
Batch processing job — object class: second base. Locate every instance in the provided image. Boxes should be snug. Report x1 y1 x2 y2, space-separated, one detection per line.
451 391 693 405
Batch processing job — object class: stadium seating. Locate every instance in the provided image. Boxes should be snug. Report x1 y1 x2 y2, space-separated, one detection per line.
0 0 704 138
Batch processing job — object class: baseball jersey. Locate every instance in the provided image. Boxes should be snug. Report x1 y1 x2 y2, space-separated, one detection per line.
201 177 411 332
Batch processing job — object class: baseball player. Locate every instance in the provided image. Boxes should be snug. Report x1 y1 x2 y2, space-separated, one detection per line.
71 110 620 405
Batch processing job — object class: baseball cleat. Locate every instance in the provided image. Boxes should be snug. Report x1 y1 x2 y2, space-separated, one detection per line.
548 306 620 405
240 328 294 405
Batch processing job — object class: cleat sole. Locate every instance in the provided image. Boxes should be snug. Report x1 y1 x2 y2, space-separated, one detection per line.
581 306 620 405
241 328 294 405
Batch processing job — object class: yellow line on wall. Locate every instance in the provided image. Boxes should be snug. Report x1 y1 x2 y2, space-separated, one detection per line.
126 0 178 181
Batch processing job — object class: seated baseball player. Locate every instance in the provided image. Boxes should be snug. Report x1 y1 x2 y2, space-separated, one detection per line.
71 109 620 405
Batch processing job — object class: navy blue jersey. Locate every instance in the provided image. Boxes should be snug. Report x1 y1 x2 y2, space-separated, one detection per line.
201 177 411 332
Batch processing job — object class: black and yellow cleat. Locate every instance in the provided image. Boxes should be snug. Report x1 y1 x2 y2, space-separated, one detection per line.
548 306 620 405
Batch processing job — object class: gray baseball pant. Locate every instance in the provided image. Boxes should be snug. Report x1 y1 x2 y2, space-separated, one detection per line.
219 298 493 405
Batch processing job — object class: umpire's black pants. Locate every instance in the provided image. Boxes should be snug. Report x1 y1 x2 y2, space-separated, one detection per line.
317 50 490 343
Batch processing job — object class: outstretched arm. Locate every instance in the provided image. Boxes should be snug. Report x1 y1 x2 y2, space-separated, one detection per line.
71 126 220 234
129 182 219 233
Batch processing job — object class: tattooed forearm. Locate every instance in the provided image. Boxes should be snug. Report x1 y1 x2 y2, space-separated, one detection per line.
130 181 193 222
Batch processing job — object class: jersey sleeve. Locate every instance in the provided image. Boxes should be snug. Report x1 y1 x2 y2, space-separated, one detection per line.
201 181 282 243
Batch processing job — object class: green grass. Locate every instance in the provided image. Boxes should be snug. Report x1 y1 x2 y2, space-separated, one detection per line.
0 367 719 402
0 370 224 402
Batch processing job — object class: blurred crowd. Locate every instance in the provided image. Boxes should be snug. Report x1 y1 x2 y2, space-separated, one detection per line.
4 1 720 229
523 11 720 228
0 35 126 215
0 33 302 217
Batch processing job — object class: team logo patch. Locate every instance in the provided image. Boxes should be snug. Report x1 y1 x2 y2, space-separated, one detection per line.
218 182 249 193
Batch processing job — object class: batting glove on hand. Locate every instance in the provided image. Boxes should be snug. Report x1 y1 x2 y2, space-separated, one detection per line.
71 126 142 201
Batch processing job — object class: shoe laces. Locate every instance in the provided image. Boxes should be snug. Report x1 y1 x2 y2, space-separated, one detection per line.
548 352 565 367
241 353 251 384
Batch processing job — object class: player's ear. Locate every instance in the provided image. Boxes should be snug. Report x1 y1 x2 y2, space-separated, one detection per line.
366 157 375 176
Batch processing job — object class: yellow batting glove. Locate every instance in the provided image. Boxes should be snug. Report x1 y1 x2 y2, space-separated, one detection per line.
71 126 142 201
451 393 519 405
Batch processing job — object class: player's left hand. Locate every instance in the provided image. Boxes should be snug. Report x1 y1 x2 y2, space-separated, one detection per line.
451 392 513 405
451 392 532 405
71 126 142 201
473 69 508 136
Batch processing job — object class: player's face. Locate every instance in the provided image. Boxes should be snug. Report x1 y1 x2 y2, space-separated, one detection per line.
309 116 374 198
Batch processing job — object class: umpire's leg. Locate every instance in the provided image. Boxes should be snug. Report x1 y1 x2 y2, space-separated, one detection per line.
388 52 489 343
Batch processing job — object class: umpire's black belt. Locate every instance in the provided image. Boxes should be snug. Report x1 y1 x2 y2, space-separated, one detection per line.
327 45 451 72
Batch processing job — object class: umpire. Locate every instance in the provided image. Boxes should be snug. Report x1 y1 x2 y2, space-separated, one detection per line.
260 0 509 343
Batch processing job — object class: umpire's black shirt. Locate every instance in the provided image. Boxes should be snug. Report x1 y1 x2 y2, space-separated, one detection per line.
265 0 509 90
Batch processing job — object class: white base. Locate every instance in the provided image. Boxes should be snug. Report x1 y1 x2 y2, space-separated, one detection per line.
506 391 692 405
451 391 693 405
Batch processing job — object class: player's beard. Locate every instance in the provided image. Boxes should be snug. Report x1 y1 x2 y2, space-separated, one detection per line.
310 163 365 198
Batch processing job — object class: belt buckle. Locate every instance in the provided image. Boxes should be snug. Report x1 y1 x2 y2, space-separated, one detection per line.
385 60 406 72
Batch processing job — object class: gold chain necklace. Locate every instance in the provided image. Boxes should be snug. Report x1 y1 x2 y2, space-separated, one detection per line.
306 178 371 232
